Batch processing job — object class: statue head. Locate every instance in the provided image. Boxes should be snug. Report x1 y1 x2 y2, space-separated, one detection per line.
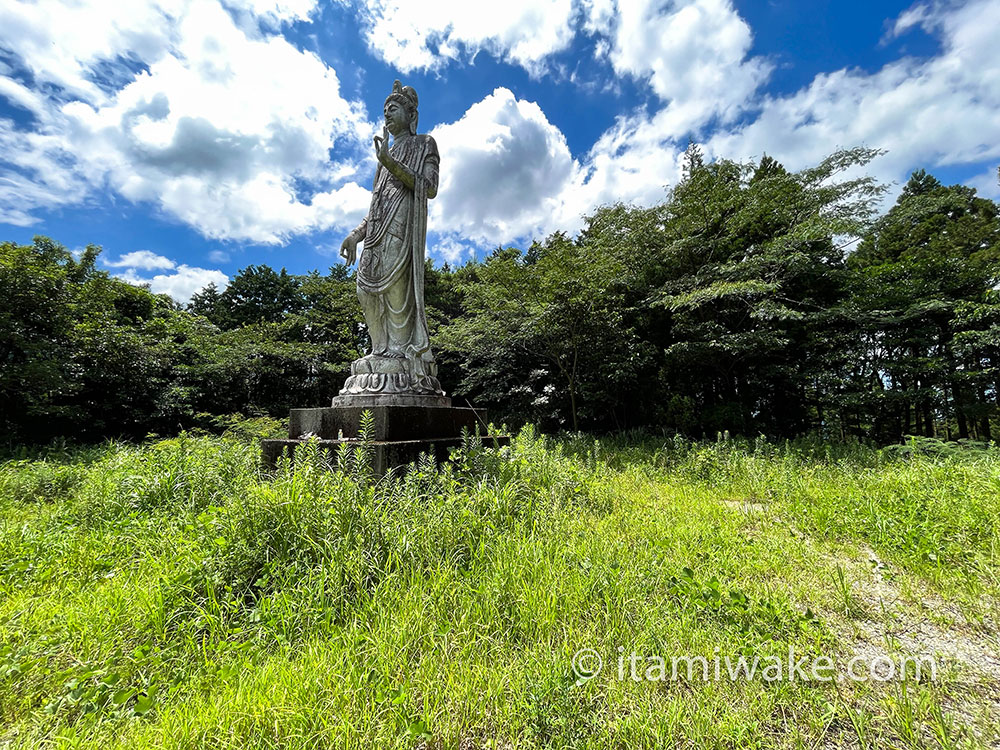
384 79 418 136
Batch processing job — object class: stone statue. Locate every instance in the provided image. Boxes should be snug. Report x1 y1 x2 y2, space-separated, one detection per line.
338 80 447 403
262 80 507 471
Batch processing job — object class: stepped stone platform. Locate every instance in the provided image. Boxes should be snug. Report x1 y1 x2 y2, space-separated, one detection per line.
261 401 508 474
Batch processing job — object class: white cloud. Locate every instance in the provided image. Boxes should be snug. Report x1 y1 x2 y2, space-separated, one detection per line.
0 0 374 242
968 166 1000 201
432 235 475 265
590 0 771 133
561 112 685 225
208 249 231 263
889 2 934 38
428 88 687 250
116 264 229 303
4 0 997 258
0 121 93 226
371 0 1000 258
410 0 769 251
0 77 47 117
104 250 177 270
0 1 178 105
703 0 1000 200
231 0 318 24
347 0 576 74
430 88 576 244
514 0 1000 245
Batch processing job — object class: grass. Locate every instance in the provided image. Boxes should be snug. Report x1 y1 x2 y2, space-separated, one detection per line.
0 428 997 748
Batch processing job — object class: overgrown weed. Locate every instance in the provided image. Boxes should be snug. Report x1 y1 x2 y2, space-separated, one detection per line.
0 430 995 748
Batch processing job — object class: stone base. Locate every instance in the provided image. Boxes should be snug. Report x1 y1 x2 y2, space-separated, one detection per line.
289 404 484 441
261 403 507 473
338 354 446 400
261 436 508 475
331 393 451 408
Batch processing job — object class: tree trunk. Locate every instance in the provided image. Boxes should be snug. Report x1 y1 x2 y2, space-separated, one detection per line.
568 379 578 432
955 391 969 440
923 402 934 438
902 382 911 435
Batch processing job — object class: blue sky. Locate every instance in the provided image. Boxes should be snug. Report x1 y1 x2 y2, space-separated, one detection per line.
1 0 998 301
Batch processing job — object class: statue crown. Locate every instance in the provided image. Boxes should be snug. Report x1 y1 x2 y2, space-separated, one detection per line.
386 79 418 111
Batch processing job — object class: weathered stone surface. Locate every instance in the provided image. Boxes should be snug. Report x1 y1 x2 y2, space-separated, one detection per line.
262 403 506 474
337 79 444 400
261 435 508 474
330 393 452 409
289 404 484 442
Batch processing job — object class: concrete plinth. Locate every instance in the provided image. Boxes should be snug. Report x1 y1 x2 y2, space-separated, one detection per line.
261 435 506 475
261 403 507 473
331 393 451 408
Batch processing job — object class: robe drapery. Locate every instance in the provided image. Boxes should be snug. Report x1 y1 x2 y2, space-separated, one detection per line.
352 133 441 394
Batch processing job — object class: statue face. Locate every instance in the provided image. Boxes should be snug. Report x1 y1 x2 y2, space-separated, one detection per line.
384 100 411 136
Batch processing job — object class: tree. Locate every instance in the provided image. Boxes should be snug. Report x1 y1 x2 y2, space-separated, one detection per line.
848 171 1000 440
189 282 223 323
0 237 196 441
439 234 641 431
647 147 885 436
212 265 304 329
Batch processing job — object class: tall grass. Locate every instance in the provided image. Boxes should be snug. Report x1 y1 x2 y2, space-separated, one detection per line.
646 434 1000 581
0 429 996 748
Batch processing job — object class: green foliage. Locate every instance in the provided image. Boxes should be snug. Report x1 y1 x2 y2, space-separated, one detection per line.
0 237 185 442
438 232 648 431
0 240 361 444
196 413 288 442
0 460 86 503
848 171 1000 442
657 434 1000 573
209 265 304 329
4 150 1000 444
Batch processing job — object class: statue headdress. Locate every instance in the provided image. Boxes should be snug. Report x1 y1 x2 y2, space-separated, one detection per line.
385 79 419 135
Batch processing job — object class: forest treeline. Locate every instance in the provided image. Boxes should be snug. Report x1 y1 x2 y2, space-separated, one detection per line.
3 146 999 445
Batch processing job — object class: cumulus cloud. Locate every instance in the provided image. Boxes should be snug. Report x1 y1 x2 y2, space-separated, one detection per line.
116 264 229 303
430 88 576 244
426 86 689 255
404 0 770 254
427 86 686 254
428 0 1000 255
4 0 998 259
104 250 177 270
431 235 475 265
504 0 1000 247
0 0 374 242
967 166 1000 201
588 0 772 133
107 246 227 302
347 0 576 74
704 0 1000 196
348 0 767 130
561 113 685 224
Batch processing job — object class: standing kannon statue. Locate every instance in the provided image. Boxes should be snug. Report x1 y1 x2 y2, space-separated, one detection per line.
260 79 506 471
338 80 447 402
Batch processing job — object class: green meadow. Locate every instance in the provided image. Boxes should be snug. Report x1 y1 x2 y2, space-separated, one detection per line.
1 429 997 748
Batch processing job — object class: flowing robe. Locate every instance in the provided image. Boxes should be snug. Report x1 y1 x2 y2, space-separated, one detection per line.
346 133 441 395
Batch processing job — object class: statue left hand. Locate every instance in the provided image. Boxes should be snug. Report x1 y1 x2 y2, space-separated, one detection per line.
340 234 358 265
